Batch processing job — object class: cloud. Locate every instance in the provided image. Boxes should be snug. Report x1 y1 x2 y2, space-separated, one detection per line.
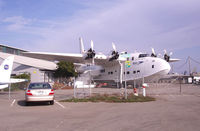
1 0 200 55
2 16 33 31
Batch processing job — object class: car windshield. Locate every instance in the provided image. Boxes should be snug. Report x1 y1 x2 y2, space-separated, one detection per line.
28 83 51 89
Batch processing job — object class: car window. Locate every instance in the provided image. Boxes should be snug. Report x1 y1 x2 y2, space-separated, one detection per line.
28 83 51 89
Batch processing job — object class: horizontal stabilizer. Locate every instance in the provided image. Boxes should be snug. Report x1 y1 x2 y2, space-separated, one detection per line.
168 58 180 62
0 84 8 90
9 78 28 83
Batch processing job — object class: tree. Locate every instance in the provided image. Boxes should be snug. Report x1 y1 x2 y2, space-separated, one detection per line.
54 61 77 78
13 73 31 81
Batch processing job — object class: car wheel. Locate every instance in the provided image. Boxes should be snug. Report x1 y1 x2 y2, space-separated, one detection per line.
50 100 54 105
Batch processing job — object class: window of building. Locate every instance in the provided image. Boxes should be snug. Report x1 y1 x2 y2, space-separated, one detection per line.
132 57 134 60
133 71 136 74
152 65 154 68
127 71 130 74
137 70 140 73
0 46 2 52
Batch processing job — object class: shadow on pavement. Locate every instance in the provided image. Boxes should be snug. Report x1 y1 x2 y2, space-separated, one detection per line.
17 100 51 107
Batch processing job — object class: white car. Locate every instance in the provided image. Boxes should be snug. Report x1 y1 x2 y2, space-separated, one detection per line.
25 82 54 105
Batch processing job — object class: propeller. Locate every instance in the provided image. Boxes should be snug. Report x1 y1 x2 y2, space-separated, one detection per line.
163 49 173 62
79 37 85 54
85 40 96 60
151 48 157 57
91 40 94 51
112 42 117 52
109 42 119 61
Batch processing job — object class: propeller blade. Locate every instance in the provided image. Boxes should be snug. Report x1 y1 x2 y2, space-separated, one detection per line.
169 52 173 56
91 40 94 50
79 37 84 54
112 42 117 52
163 49 167 55
151 48 155 55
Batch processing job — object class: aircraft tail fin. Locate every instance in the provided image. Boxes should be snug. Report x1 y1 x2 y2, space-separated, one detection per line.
79 37 85 54
0 56 14 83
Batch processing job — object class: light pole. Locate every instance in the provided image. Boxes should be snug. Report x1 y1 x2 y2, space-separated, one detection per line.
73 77 76 98
124 62 127 99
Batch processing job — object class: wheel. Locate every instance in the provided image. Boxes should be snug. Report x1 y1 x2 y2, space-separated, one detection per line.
49 100 54 105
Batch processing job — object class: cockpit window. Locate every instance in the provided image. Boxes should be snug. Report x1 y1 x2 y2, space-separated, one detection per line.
138 54 149 58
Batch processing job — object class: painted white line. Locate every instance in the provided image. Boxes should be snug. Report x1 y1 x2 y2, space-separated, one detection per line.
10 99 16 107
56 120 64 128
55 100 65 109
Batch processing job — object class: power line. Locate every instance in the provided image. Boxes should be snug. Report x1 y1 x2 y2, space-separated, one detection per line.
189 57 200 65
175 56 200 70
175 57 189 70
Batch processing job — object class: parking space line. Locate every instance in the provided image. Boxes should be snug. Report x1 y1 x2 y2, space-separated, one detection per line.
10 99 16 107
55 100 65 109
56 120 64 128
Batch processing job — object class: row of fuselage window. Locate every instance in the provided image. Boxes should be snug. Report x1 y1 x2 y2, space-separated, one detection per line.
106 64 154 75
107 70 140 75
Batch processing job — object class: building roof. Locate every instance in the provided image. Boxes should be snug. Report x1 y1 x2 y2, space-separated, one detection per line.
0 44 28 52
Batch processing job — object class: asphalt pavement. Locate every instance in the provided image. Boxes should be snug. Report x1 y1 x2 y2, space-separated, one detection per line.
0 83 200 131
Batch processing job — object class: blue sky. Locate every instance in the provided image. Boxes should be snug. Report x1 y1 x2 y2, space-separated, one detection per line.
0 0 200 73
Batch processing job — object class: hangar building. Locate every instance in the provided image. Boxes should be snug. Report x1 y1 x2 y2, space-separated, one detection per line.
0 44 57 83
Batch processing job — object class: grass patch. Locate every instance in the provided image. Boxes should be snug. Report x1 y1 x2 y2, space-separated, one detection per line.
60 94 155 103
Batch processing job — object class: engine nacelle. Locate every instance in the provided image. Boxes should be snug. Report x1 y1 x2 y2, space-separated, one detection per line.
164 54 170 62
84 48 96 60
76 64 103 76
109 51 119 61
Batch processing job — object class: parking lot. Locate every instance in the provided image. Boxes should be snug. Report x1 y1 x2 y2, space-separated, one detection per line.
0 83 200 131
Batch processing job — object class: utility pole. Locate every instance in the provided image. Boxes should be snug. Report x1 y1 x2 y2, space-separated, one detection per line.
171 64 174 73
73 77 76 98
9 84 11 100
179 76 182 94
188 56 191 76
89 66 91 97
124 62 127 99
119 61 123 88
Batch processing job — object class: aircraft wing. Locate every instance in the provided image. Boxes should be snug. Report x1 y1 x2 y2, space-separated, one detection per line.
23 52 125 67
23 52 84 63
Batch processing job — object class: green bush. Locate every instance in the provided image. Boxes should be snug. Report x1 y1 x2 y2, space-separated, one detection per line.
60 94 155 103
